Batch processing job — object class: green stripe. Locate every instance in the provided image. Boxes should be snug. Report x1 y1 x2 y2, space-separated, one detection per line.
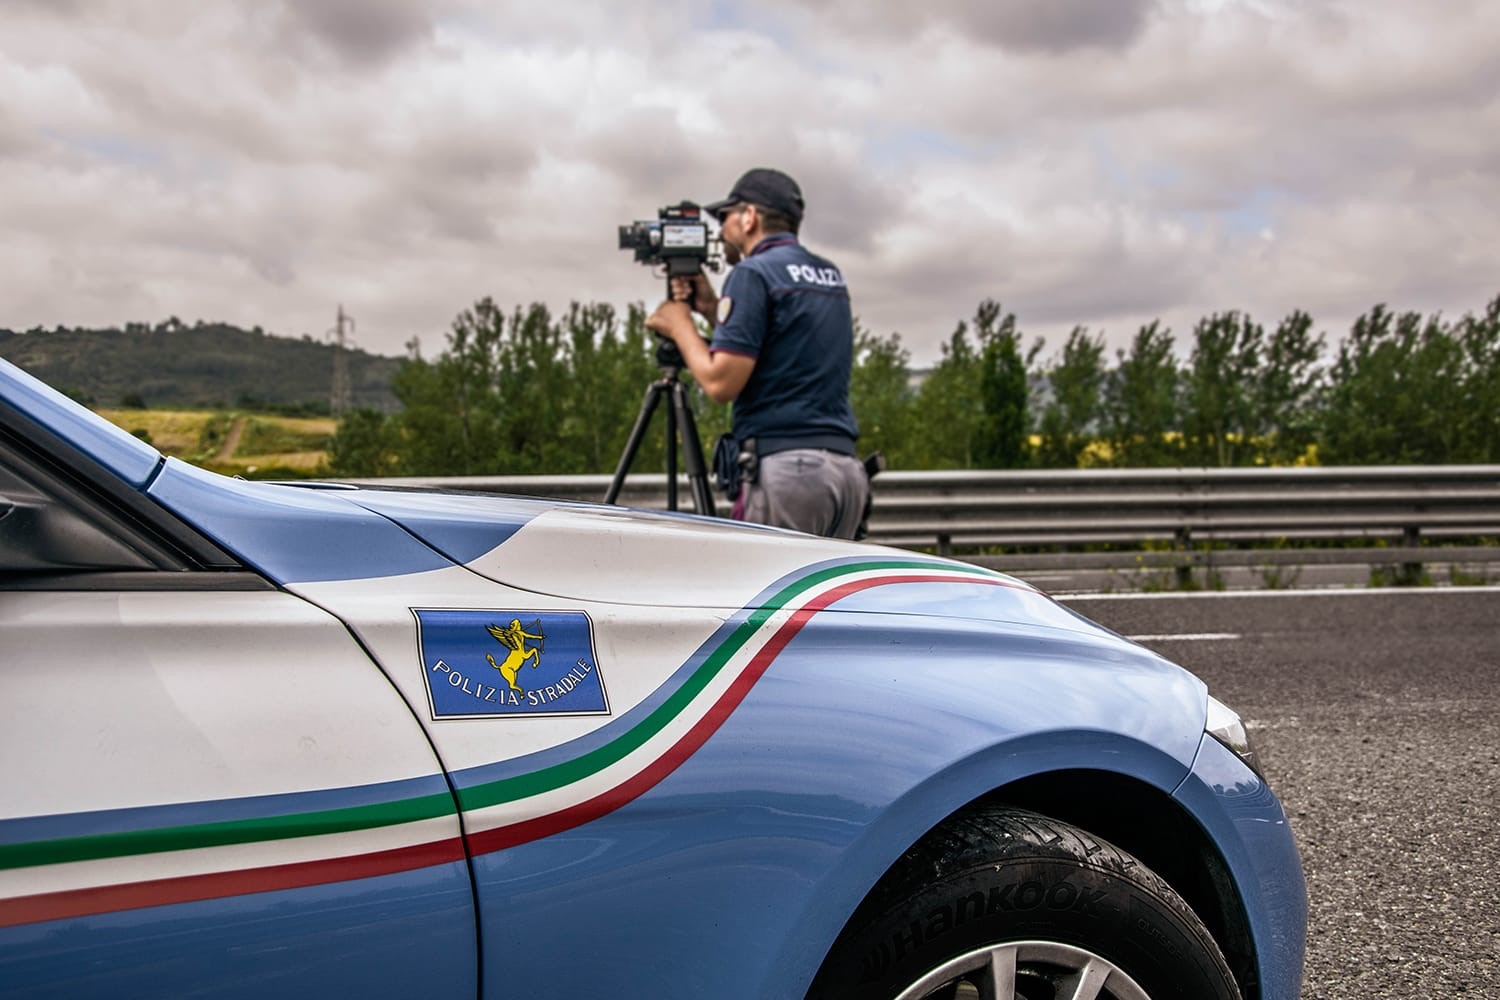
3 558 997 872
456 558 993 811
0 792 457 872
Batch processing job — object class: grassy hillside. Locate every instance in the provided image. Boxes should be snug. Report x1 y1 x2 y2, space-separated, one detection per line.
1 321 402 412
97 408 336 479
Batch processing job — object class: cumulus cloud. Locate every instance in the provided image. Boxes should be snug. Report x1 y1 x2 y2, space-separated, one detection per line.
1 0 1497 362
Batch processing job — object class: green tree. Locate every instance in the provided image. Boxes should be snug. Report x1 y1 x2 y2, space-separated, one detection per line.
1181 312 1262 467
1452 295 1500 462
849 323 917 468
327 408 399 477
1320 304 1466 464
392 298 506 475
1252 310 1325 465
560 302 710 476
492 303 571 473
973 301 1030 469
1034 326 1106 469
1103 321 1181 467
384 361 463 475
914 320 983 469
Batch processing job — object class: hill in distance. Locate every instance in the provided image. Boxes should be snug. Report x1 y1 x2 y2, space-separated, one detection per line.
0 319 402 413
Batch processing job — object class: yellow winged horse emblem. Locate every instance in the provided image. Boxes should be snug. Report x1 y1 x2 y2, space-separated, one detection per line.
486 619 545 694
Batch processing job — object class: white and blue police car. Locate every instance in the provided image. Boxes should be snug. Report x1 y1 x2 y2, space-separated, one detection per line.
0 357 1305 998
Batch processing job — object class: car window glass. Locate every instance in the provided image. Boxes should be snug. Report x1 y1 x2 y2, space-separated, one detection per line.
0 448 154 575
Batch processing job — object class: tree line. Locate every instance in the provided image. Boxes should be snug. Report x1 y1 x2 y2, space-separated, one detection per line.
328 293 1500 477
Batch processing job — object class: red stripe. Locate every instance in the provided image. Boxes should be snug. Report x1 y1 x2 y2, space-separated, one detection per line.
469 574 1010 854
0 837 467 929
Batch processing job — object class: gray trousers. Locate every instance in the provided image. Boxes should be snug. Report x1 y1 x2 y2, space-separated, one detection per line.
735 448 869 539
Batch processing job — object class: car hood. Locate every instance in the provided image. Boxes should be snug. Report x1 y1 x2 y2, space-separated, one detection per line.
147 459 882 598
339 486 1115 644
342 485 936 609
150 466 1100 631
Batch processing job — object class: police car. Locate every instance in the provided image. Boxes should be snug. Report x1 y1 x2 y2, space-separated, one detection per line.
0 356 1305 999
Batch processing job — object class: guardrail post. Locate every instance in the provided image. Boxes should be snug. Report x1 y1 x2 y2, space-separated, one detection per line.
1174 526 1193 589
1401 525 1424 585
938 532 952 558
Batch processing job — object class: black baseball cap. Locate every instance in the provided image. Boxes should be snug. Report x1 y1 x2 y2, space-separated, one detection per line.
704 168 805 224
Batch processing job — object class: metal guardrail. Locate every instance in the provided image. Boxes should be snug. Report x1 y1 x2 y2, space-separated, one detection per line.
350 465 1500 577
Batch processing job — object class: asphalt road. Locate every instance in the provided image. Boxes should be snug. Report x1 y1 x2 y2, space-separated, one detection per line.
1059 587 1500 999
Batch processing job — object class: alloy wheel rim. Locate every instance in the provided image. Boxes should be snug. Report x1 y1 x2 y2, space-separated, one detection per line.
893 940 1152 1000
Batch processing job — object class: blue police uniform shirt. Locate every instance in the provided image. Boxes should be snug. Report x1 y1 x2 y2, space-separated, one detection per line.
709 234 859 450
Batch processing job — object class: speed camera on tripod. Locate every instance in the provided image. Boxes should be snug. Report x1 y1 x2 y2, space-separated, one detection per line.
617 201 724 280
606 200 719 518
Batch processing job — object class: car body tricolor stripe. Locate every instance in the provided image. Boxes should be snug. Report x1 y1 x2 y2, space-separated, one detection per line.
0 838 468 929
0 559 1027 928
0 789 457 871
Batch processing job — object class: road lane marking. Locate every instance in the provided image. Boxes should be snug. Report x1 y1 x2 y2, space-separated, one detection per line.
1059 586 1500 601
1126 632 1242 642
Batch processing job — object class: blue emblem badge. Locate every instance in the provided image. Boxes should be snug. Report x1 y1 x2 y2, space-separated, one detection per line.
414 610 610 719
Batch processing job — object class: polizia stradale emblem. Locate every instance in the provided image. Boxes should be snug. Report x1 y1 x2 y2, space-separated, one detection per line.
415 610 610 719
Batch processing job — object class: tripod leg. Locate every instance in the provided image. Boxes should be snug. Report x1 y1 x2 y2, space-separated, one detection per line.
605 379 668 505
664 383 678 511
671 381 718 518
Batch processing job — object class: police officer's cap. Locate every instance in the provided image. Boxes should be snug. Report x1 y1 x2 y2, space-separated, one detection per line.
704 168 805 225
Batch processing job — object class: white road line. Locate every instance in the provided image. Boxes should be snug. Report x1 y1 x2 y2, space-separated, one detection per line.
1126 632 1242 642
1058 585 1500 601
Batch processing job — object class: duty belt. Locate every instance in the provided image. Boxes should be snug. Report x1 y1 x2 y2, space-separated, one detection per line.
755 433 856 457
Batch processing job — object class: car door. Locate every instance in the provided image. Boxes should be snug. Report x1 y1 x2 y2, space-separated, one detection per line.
0 417 478 998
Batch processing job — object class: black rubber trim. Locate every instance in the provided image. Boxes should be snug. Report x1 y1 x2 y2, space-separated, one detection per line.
0 570 277 592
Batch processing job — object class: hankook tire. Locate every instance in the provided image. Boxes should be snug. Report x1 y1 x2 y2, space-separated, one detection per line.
808 804 1242 1000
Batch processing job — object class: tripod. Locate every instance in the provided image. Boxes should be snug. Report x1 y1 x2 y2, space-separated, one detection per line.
604 349 717 516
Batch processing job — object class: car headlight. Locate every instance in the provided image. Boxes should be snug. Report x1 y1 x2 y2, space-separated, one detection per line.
1205 694 1263 780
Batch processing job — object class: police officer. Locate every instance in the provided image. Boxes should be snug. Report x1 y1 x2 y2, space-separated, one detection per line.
646 168 868 539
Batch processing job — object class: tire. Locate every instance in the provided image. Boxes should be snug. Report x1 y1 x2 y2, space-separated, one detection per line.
808 804 1242 1000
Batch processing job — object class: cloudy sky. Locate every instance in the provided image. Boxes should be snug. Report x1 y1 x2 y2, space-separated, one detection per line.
3 0 1497 365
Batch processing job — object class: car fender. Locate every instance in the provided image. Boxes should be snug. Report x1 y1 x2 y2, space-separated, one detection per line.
667 602 1207 997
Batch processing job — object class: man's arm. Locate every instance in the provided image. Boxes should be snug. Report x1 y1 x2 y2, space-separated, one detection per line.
645 301 755 403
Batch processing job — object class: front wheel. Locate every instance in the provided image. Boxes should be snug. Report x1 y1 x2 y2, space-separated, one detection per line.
808 804 1242 1000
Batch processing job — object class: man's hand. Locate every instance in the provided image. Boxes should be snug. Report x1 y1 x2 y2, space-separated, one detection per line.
671 273 719 325
646 299 696 343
